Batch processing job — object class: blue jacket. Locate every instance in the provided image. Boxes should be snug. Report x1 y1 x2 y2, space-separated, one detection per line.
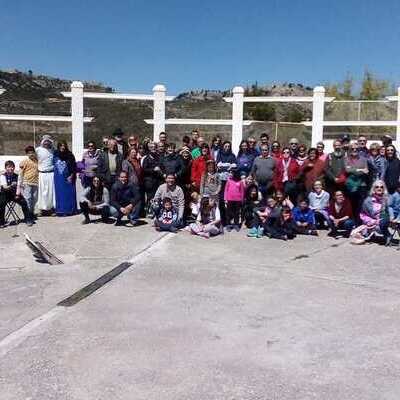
292 206 315 225
236 151 255 176
389 192 400 220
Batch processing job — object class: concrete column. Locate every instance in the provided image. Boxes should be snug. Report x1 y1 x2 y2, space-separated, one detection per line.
311 86 325 146
71 81 84 159
232 86 244 154
152 84 166 142
396 87 400 148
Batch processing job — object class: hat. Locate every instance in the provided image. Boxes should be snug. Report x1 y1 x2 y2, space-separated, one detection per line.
113 128 125 138
341 134 351 143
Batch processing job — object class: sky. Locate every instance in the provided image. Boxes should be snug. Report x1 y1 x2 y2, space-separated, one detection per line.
1 0 400 94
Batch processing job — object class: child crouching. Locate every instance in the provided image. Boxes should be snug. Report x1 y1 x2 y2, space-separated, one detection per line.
154 197 179 232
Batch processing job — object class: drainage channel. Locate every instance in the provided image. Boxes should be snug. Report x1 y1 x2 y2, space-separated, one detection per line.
0 233 171 357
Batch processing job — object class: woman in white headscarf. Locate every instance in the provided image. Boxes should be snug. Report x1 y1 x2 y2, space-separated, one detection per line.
36 135 56 214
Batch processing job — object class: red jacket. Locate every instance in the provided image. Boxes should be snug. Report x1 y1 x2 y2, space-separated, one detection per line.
274 158 300 190
191 156 210 189
328 198 353 219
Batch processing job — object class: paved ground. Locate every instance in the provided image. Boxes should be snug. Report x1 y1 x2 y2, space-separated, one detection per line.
1 216 400 399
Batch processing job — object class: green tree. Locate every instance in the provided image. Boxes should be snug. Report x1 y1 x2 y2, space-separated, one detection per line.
360 70 389 100
246 104 276 121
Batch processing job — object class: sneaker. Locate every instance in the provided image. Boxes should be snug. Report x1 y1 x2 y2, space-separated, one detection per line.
310 230 319 236
129 219 140 227
225 225 233 232
114 219 123 226
26 220 34 227
247 227 258 237
234 225 240 232
256 227 264 238
327 230 337 238
81 218 90 225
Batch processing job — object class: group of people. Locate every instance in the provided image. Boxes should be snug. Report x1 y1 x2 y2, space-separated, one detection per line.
1 128 400 245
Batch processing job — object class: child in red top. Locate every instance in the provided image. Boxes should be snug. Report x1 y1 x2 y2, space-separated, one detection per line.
224 168 246 231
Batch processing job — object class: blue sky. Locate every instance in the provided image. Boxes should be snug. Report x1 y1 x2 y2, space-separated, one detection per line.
1 0 399 94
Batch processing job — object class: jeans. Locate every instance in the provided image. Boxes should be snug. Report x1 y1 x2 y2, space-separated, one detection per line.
22 184 38 217
329 219 355 236
110 202 142 222
0 191 31 225
79 201 110 221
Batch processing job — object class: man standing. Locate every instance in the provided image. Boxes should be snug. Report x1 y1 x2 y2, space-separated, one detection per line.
289 138 299 158
325 139 346 194
357 135 369 157
256 133 270 154
152 174 185 226
36 135 55 215
110 171 142 226
113 128 128 158
97 138 123 188
251 144 276 198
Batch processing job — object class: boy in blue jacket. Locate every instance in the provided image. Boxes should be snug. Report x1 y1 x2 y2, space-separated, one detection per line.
292 198 318 236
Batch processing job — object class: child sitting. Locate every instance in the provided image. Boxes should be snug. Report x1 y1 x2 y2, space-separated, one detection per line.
187 191 201 223
292 197 318 235
308 180 330 229
0 160 33 228
264 204 296 240
242 184 262 228
247 196 272 238
189 196 222 238
224 167 246 231
154 197 179 232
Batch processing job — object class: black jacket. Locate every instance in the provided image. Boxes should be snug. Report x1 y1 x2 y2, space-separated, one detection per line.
385 157 400 193
142 153 163 187
160 153 184 178
110 181 141 209
97 151 123 186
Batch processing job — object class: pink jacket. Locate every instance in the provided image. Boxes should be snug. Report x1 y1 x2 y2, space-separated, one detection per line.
224 178 246 202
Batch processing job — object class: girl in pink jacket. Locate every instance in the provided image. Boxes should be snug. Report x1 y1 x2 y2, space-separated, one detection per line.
224 168 246 231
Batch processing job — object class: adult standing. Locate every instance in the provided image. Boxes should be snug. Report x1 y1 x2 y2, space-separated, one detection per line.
325 139 347 194
344 142 369 221
384 145 400 194
289 138 299 158
191 144 211 191
216 141 237 224
142 142 163 215
97 138 123 189
113 128 128 158
36 135 55 215
122 148 143 187
80 141 100 188
160 143 184 180
274 146 300 203
53 141 77 216
237 140 256 177
251 144 276 198
297 147 325 194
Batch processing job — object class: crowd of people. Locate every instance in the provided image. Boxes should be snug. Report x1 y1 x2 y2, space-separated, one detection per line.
1 128 400 245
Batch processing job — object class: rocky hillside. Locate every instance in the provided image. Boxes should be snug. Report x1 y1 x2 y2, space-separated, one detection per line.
0 70 396 155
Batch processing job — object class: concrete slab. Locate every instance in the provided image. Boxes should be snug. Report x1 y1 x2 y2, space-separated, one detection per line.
1 225 400 399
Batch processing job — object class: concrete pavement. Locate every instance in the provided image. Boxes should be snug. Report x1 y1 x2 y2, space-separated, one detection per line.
1 216 400 399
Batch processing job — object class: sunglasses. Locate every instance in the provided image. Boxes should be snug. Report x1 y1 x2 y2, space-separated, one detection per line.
375 186 384 189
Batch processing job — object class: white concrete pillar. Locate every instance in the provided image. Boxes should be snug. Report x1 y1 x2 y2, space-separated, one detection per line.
311 86 325 147
152 84 166 142
71 81 84 159
232 86 244 154
396 87 400 148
